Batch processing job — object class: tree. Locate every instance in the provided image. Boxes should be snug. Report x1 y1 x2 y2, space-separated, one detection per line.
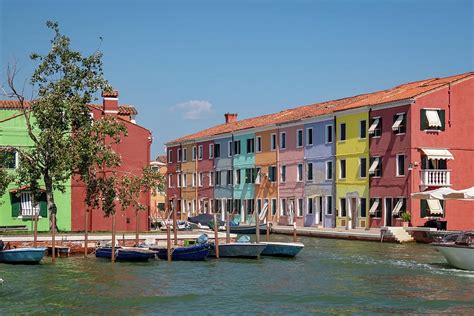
3 21 110 231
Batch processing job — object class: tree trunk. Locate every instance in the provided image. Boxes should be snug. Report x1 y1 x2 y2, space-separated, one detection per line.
44 174 58 264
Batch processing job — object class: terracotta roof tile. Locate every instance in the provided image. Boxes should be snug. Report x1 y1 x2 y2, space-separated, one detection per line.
168 72 473 144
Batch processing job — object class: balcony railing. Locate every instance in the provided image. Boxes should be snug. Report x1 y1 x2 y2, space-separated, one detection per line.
420 169 451 187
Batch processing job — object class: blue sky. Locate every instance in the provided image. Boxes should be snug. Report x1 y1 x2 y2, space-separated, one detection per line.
1 0 472 158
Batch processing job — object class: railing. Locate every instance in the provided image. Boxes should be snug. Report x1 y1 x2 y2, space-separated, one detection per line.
420 169 451 186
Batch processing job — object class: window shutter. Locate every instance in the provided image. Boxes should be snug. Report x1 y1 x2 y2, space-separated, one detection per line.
420 200 429 218
439 110 446 131
39 193 48 217
11 192 20 217
420 109 427 130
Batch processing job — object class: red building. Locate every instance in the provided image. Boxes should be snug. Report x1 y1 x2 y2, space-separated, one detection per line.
166 145 182 217
369 73 474 230
71 91 152 232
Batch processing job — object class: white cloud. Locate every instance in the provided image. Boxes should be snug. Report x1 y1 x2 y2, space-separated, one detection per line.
171 100 213 120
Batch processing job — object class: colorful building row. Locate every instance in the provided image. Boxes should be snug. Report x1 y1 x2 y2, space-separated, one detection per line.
0 91 152 232
166 72 474 231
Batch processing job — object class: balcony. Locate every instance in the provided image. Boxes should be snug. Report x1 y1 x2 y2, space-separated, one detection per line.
420 169 451 187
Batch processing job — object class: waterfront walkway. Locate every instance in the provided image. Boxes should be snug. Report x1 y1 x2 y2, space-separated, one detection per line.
272 225 388 242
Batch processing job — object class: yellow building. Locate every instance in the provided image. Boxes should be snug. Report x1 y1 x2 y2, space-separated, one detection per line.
335 109 369 229
150 156 167 226
180 143 198 218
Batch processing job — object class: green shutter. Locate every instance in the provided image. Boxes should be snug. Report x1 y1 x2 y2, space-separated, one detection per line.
39 192 48 218
420 109 427 130
439 110 446 131
11 193 20 217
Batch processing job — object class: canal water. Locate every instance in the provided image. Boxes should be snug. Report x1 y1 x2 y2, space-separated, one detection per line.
1 235 473 315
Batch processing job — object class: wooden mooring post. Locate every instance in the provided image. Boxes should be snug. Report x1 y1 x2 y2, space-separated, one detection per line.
255 208 260 243
33 214 38 248
84 210 88 257
293 222 297 242
166 223 172 262
111 214 116 263
51 213 56 264
213 213 220 258
225 211 230 244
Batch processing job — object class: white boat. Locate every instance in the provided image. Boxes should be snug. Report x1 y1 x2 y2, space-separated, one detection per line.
260 242 304 257
432 231 474 270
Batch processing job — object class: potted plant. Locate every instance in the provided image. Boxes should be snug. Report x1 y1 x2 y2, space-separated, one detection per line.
400 212 411 227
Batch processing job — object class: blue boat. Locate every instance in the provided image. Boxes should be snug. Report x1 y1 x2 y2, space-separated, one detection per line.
95 247 157 261
0 248 47 264
229 223 268 234
154 244 210 261
260 242 304 257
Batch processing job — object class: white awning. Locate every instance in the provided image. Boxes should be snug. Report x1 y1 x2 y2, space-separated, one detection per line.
425 110 442 128
392 199 403 216
427 199 443 215
368 158 379 174
369 199 380 215
420 148 454 160
392 114 404 131
368 118 380 135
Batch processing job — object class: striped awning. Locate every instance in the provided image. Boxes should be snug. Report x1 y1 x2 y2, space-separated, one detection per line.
420 148 454 160
425 110 442 128
369 199 380 215
368 118 380 135
427 199 444 215
392 114 404 131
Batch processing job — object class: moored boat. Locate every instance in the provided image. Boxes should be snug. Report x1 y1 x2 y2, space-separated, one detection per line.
229 223 268 235
432 231 474 270
0 247 47 264
95 247 157 261
260 242 304 257
154 244 210 261
209 242 267 258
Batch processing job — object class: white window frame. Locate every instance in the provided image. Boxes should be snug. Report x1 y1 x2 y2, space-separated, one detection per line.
192 146 197 161
339 159 346 179
296 129 303 147
182 173 187 188
168 150 173 163
209 144 214 159
339 123 346 142
168 174 173 187
359 120 367 139
255 167 261 184
369 117 382 138
198 172 203 187
359 157 367 179
280 198 287 216
306 162 313 181
192 172 197 187
297 198 303 217
307 197 314 214
209 172 214 187
198 145 203 160
297 163 303 182
270 133 277 151
306 127 313 146
177 173 182 188
182 148 187 162
325 160 333 180
326 195 333 215
280 132 286 150
256 136 262 153
396 153 405 177
280 165 286 183
177 148 182 162
228 141 232 157
393 112 406 135
325 124 333 144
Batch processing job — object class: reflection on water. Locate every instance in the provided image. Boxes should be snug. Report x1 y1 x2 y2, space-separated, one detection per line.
1 235 474 314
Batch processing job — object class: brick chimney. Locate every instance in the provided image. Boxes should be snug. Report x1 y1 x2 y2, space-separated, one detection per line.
102 90 119 115
224 113 238 124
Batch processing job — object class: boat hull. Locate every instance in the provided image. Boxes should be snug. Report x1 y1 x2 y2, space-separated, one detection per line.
433 244 474 270
210 243 267 258
229 224 268 234
155 244 209 261
95 247 157 261
0 248 47 264
260 242 304 257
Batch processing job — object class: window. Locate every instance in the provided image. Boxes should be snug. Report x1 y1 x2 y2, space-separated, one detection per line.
234 140 241 155
326 196 333 215
306 128 313 145
177 148 182 162
298 199 303 217
340 198 347 217
182 148 187 162
247 138 255 154
392 113 406 134
226 170 233 186
392 198 406 217
271 134 277 151
339 123 346 141
245 168 257 184
360 198 367 217
307 197 313 214
296 129 303 147
168 174 173 187
268 166 277 182
198 145 203 160
209 172 214 186
339 159 346 179
192 146 197 161
369 157 382 177
256 136 262 152
369 117 382 137
271 198 277 215
396 154 405 176
209 144 214 159
255 167 261 184
215 171 221 186
307 163 313 181
214 143 221 158
421 109 445 131
421 199 444 218
168 150 173 163
280 132 286 149
326 161 333 180
182 174 187 187
359 120 367 139
16 191 45 218
0 150 17 169
177 173 182 187
234 169 241 185
280 165 286 183
198 172 203 187
192 172 197 187
359 157 367 178
297 163 303 182
228 141 232 157
369 198 381 217
326 125 333 143
280 198 287 216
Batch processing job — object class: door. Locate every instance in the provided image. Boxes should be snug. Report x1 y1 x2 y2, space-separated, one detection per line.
288 198 295 224
318 197 323 226
385 198 393 226
350 198 357 229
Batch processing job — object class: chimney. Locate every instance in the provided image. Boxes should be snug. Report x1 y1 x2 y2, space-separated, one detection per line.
224 112 238 124
102 90 119 115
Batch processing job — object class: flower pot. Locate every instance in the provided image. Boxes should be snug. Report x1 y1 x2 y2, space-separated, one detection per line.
402 221 409 228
